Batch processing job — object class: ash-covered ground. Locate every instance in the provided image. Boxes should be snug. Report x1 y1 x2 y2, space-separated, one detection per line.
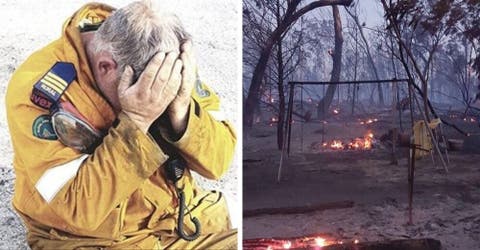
244 106 480 250
0 0 240 248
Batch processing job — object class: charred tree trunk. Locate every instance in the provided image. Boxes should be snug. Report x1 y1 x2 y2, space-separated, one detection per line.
317 5 343 118
276 0 286 150
244 0 353 128
351 18 359 115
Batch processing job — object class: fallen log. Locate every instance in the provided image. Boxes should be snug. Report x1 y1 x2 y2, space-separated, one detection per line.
243 200 354 218
320 238 441 250
243 238 441 250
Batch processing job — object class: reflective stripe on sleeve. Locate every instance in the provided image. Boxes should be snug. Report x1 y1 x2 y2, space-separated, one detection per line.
35 154 89 203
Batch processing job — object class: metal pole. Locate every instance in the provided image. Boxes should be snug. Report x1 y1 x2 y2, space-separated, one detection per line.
322 84 326 144
407 79 415 224
391 81 398 165
277 84 295 182
290 79 409 85
408 138 416 225
300 86 304 152
287 86 295 156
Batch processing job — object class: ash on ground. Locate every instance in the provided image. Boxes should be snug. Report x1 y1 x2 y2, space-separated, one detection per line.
244 108 480 250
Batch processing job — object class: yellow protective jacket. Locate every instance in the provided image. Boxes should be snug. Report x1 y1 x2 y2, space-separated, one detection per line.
5 3 236 249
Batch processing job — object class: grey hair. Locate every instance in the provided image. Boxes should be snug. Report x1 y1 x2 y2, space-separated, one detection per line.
92 0 191 81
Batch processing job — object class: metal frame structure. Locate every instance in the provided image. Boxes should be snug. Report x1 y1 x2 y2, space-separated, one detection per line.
276 78 444 224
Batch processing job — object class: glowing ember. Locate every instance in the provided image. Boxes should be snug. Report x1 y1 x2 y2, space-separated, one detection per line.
333 109 339 114
271 117 278 122
354 239 359 244
322 131 375 151
244 235 340 249
360 118 378 125
315 237 326 247
330 140 344 150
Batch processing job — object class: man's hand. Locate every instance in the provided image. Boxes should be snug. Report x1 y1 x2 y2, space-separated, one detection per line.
168 41 197 137
118 52 183 134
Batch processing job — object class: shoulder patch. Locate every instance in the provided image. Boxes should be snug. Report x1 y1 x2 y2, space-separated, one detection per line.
30 62 76 109
32 115 57 140
195 79 210 98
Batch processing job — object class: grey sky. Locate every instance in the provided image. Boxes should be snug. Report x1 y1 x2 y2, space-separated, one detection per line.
356 0 384 30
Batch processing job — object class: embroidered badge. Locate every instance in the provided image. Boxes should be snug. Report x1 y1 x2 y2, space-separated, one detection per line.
32 115 57 140
195 79 210 98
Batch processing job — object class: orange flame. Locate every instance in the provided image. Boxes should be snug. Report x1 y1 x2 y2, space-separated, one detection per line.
324 131 374 150
330 140 345 150
315 237 326 247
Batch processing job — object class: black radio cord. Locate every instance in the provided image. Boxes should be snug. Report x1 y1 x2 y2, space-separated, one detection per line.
165 157 201 241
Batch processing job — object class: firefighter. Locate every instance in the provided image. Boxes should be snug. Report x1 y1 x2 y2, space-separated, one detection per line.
5 1 237 249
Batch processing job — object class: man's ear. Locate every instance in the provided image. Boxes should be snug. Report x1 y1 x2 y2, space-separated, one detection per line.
96 55 117 78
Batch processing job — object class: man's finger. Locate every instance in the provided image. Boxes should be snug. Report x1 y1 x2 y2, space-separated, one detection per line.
137 52 165 90
152 57 182 96
118 66 134 94
180 40 193 53
154 52 178 89
181 41 195 66
167 59 183 95
169 59 183 85
180 52 195 94
180 52 190 71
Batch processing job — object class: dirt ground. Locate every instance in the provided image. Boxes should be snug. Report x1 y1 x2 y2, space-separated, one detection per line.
243 109 480 250
0 0 240 248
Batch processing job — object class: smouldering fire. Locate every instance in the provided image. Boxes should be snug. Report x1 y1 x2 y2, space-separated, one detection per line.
330 140 344 150
269 117 279 127
315 237 326 247
243 236 360 249
322 131 375 151
333 109 340 114
360 118 378 125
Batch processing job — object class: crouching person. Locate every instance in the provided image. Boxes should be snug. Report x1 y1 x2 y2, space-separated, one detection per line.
6 1 237 249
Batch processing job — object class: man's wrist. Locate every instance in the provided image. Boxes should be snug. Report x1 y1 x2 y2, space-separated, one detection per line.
121 111 150 134
168 100 191 139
